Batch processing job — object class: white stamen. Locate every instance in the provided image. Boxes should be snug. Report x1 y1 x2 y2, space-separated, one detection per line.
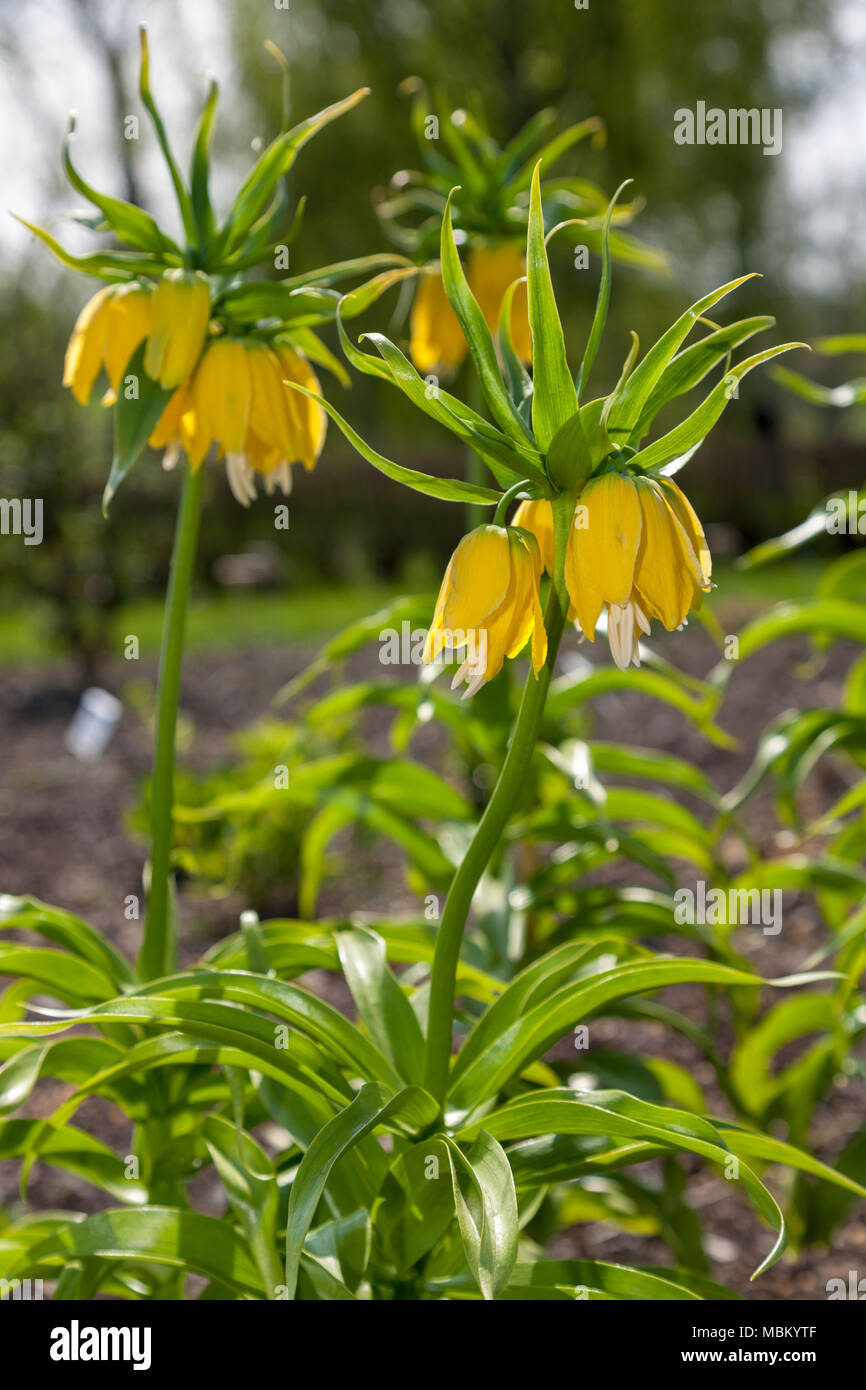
607 602 635 671
264 460 293 496
226 452 257 507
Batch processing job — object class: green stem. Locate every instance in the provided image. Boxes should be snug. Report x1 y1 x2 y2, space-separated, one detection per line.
423 493 573 1105
493 478 533 526
138 464 204 980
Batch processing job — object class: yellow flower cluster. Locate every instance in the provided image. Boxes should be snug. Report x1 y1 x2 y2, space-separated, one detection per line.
62 271 325 504
410 243 531 375
150 338 325 506
515 472 712 670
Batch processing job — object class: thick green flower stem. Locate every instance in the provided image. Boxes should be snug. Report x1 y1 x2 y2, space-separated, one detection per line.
138 464 204 981
423 492 574 1106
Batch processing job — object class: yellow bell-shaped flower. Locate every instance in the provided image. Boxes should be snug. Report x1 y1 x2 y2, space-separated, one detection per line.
147 335 326 506
410 272 467 376
424 524 548 697
102 283 154 402
143 269 210 389
409 243 531 378
63 286 114 405
467 243 531 364
515 473 711 671
273 344 327 471
63 281 157 406
512 498 554 573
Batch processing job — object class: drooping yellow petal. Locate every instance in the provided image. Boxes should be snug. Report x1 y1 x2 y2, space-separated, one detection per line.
423 550 456 665
148 385 188 449
245 428 283 476
273 344 326 470
502 532 543 663
192 338 252 455
476 560 521 683
144 269 210 389
530 579 548 674
63 286 114 405
467 243 531 364
410 272 467 376
246 342 299 463
442 525 512 635
513 499 554 573
573 471 642 607
631 478 692 629
656 477 712 587
103 283 153 391
565 531 604 641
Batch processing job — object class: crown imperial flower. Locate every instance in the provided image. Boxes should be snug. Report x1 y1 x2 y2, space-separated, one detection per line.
148 336 326 505
516 472 712 670
424 524 547 697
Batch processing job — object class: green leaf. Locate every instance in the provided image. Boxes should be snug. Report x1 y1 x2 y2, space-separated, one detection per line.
444 1132 518 1299
372 1138 455 1275
496 1259 738 1301
336 928 425 1084
439 193 534 448
447 958 762 1110
190 78 219 247
203 1114 282 1295
0 896 134 987
0 944 118 1004
547 665 733 749
633 316 776 439
12 1206 265 1297
217 88 370 259
509 116 603 190
576 180 630 402
631 343 805 476
0 1119 149 1204
588 742 718 802
711 601 866 686
527 161 578 449
737 497 838 569
138 27 197 246
63 119 177 256
284 381 500 505
449 940 609 1092
457 1088 788 1278
340 319 547 485
12 215 168 280
284 1082 438 1297
605 275 760 441
0 1038 125 1114
716 1120 866 1201
103 340 174 514
771 365 866 407
730 994 839 1115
